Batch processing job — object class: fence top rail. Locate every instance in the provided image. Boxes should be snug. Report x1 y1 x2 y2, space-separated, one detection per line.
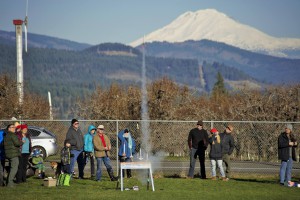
0 120 299 124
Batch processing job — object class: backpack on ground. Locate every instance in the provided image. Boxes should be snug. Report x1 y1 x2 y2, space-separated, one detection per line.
56 173 70 186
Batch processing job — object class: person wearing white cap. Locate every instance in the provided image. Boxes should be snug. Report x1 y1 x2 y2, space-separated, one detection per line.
278 124 298 186
93 125 117 181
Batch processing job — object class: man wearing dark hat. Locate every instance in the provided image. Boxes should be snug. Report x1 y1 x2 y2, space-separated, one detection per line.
65 119 84 179
187 120 209 179
220 124 235 181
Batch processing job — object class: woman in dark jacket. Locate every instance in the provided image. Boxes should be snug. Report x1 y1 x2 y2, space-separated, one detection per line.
16 124 32 183
208 128 226 181
278 124 297 186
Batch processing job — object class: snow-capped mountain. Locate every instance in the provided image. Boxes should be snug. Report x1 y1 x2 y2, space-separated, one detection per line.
130 9 300 58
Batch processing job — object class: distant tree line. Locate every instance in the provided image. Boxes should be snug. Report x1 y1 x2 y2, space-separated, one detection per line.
0 75 49 119
74 75 300 122
1 71 298 120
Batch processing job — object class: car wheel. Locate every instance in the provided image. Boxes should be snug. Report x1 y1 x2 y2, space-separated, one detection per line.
32 146 46 160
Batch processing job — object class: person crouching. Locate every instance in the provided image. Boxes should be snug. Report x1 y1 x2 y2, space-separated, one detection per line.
31 149 45 178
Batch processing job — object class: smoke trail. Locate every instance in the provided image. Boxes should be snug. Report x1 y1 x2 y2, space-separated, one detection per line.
137 39 166 186
141 39 151 154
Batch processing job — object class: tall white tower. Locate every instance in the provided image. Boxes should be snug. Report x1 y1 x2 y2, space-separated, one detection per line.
13 19 24 105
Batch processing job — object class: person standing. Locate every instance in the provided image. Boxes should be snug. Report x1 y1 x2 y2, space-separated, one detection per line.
0 129 5 186
278 124 297 186
220 124 235 181
83 125 97 178
65 119 84 179
93 125 117 181
118 128 136 178
16 124 32 184
187 120 209 179
208 128 226 181
4 124 22 187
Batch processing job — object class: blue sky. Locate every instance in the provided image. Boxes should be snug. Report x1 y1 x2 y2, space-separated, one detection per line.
1 0 300 45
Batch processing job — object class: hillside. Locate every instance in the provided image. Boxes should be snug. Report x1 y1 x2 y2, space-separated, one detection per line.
0 41 263 118
137 40 300 84
0 43 204 117
0 30 91 51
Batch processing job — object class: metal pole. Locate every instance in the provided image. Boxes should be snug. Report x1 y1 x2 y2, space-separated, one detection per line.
48 91 53 120
13 20 24 105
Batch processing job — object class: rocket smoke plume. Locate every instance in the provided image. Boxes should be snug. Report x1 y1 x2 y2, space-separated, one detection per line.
138 43 165 183
141 41 151 155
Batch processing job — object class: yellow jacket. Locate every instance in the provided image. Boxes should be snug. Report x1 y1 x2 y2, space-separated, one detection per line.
93 133 111 158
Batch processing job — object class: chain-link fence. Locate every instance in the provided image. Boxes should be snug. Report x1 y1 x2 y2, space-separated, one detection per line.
1 120 299 177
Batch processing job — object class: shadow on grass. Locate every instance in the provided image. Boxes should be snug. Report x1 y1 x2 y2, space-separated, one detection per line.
233 178 277 184
164 173 203 179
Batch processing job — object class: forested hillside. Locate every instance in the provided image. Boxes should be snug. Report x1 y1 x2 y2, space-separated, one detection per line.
140 40 300 84
1 43 206 117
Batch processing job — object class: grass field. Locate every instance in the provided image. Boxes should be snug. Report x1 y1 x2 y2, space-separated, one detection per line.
0 175 299 200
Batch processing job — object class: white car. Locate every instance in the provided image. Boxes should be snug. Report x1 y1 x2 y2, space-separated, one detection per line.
28 126 58 159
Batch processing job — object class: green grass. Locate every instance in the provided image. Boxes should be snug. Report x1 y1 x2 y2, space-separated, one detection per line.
0 176 299 200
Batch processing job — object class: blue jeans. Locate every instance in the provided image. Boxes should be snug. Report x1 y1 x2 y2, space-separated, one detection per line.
280 158 293 184
70 149 84 178
96 157 113 181
210 159 225 177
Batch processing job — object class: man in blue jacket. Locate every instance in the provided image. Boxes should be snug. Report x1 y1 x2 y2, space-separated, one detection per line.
83 125 96 178
0 129 5 186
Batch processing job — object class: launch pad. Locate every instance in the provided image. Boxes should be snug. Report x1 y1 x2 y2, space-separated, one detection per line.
119 161 155 191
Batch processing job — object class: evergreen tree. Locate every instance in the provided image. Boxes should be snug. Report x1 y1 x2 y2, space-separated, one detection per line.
211 71 227 99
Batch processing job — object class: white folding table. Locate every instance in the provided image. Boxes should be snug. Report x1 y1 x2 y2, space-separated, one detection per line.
119 161 155 191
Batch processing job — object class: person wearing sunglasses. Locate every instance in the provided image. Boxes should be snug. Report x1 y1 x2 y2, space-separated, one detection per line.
3 124 22 187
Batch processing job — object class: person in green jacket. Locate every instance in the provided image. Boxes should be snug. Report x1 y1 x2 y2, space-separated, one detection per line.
4 124 22 187
32 149 45 179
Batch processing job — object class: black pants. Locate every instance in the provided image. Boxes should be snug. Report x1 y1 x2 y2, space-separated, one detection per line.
119 156 132 178
16 153 30 183
198 151 206 179
62 164 71 174
0 159 5 186
84 152 95 176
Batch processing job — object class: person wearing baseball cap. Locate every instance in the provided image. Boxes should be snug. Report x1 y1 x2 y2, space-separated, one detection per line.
278 124 298 186
219 124 235 181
